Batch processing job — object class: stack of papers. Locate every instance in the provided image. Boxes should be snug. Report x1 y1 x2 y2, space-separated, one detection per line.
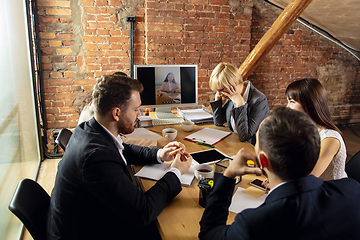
134 163 195 187
177 106 213 123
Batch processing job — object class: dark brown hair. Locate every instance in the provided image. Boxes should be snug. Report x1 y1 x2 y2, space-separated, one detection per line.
92 74 143 116
74 71 129 115
285 78 340 133
258 107 320 181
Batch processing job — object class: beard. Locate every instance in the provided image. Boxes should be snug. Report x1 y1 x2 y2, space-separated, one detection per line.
117 116 137 135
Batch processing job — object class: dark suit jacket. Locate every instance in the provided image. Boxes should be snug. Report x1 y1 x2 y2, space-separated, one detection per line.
199 174 360 240
210 81 270 145
47 118 182 240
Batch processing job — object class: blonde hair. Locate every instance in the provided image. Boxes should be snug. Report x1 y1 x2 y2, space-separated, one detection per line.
209 62 243 91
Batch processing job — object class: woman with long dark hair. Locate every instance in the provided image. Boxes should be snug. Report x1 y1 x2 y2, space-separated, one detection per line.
158 72 180 94
285 78 347 180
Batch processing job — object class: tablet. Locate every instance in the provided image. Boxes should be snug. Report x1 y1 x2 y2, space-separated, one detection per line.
190 149 232 165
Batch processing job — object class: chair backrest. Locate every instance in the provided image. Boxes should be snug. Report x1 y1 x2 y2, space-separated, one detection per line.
345 150 360 183
8 179 50 240
55 128 72 151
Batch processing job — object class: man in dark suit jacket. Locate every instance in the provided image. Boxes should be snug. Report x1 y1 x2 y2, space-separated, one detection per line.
209 63 270 145
199 107 360 240
47 74 192 240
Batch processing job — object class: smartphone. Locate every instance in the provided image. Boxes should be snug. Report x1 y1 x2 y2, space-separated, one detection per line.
250 179 266 191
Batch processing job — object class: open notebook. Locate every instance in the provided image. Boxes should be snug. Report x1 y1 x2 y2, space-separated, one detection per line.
134 163 195 187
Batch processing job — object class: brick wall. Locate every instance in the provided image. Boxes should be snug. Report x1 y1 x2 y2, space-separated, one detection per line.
36 0 360 152
248 3 360 125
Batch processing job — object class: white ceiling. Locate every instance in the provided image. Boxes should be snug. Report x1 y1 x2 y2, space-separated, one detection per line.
267 0 360 56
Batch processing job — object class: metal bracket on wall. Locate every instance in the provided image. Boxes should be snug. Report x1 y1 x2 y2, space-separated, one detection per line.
126 16 136 78
126 16 136 22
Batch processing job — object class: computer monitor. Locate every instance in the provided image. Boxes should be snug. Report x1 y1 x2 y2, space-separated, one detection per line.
134 65 198 118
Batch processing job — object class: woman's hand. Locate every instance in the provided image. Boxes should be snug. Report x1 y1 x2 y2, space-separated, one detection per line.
221 84 245 107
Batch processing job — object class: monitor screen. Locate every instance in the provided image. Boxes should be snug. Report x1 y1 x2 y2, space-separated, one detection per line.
134 65 198 109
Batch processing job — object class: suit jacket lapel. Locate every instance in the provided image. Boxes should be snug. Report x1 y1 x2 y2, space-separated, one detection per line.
87 117 133 180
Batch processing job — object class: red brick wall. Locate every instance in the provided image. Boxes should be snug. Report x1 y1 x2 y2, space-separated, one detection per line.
36 0 360 151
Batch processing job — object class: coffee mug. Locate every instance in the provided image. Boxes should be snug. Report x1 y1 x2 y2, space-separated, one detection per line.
181 121 194 132
194 164 214 180
162 128 177 140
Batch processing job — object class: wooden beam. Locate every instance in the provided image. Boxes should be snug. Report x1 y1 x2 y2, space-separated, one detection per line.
239 0 313 80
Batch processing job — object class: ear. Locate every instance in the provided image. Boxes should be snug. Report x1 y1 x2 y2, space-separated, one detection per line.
111 107 121 121
258 152 269 169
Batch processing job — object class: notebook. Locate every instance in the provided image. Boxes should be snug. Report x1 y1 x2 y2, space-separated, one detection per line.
134 163 195 187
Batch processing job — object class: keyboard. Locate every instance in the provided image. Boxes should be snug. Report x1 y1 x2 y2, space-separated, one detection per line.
152 117 184 126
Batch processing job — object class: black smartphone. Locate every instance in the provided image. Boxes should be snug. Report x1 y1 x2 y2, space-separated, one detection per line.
250 178 266 191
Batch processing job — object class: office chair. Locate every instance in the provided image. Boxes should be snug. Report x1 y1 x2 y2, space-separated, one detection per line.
345 150 360 183
55 128 72 151
8 179 50 240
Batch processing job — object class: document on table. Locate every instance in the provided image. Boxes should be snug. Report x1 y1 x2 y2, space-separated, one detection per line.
177 107 213 123
134 163 195 187
184 127 232 145
124 128 162 140
229 187 267 213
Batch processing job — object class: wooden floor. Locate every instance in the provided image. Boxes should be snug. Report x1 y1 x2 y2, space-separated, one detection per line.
21 123 360 239
338 123 360 162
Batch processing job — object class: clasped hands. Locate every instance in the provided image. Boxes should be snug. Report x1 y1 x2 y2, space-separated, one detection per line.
160 141 192 175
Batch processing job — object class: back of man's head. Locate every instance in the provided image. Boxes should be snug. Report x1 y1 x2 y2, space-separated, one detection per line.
92 74 143 116
258 107 320 181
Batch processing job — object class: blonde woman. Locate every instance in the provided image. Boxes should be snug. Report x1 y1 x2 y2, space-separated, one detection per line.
209 62 270 144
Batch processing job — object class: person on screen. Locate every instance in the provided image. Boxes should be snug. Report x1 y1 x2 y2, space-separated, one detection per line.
199 107 360 240
47 74 192 240
285 78 347 180
75 72 172 148
209 62 270 145
157 72 180 95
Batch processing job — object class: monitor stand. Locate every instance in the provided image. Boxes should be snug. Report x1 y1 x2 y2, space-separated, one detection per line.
155 107 178 119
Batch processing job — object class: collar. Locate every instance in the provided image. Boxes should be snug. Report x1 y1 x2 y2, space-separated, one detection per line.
242 80 251 102
265 175 324 204
97 121 124 151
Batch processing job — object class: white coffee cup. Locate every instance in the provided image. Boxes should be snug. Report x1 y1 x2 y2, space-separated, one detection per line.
162 128 177 140
194 164 214 180
181 121 194 132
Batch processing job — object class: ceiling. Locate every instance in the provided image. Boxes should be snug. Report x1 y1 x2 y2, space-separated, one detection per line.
266 0 360 59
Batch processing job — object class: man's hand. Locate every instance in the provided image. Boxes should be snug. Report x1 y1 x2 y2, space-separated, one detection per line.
224 148 262 179
159 141 186 162
170 152 192 175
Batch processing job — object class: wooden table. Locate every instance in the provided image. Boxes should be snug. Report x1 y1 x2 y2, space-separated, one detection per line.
135 123 265 240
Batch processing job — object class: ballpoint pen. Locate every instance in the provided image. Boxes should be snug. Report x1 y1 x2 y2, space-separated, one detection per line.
197 142 215 148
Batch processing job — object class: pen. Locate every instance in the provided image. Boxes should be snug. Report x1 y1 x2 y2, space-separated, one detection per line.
148 129 162 135
169 148 183 156
197 142 214 148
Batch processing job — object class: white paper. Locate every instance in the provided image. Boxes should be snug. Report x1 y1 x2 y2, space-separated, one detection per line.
177 108 213 122
134 163 195 187
229 187 267 213
124 128 162 140
184 127 231 145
